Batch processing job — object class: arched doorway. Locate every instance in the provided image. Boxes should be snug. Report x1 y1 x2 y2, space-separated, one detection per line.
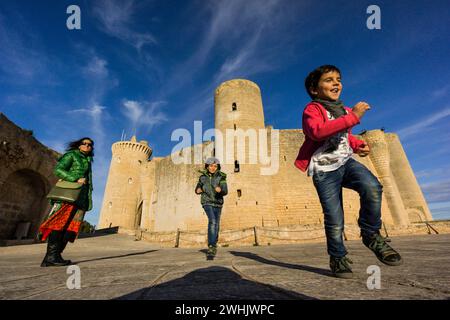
0 169 49 240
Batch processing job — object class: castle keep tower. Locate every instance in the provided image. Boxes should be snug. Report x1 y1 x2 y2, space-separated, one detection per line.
363 130 409 226
386 133 433 222
214 79 275 229
98 136 152 231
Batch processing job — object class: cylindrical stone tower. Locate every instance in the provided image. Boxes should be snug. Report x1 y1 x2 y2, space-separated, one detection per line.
98 136 152 231
364 130 410 226
214 79 274 229
386 133 433 222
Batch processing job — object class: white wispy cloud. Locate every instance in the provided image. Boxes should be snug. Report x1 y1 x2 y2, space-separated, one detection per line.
416 164 450 179
82 56 109 78
122 100 168 132
421 180 450 203
431 84 450 99
164 0 303 97
93 0 156 51
397 107 450 140
67 104 109 152
68 104 107 117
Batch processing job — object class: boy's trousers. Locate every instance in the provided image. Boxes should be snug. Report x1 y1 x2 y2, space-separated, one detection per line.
312 158 383 257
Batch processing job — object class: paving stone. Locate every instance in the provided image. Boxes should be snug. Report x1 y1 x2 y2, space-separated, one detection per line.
0 233 449 300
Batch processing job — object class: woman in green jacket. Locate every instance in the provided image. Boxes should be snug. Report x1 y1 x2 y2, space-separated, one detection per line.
39 137 94 267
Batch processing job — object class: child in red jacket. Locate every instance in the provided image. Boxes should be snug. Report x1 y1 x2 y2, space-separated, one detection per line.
295 65 402 278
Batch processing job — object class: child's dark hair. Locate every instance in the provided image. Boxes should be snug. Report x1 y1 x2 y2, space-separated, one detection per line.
66 137 95 157
305 65 341 99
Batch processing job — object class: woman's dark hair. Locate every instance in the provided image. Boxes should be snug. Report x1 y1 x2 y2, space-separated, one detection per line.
205 163 221 171
66 137 95 157
305 65 341 99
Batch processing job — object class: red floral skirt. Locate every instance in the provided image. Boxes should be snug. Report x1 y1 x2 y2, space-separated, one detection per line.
39 202 85 242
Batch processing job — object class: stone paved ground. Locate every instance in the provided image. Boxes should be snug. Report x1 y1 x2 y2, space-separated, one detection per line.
0 233 449 300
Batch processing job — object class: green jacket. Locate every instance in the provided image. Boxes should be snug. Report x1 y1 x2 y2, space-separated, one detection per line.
195 169 228 208
54 149 93 211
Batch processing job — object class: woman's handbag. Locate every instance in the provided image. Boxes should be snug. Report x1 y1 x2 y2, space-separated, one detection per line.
46 180 83 203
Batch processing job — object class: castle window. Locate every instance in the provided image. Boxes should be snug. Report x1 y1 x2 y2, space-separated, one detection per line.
256 201 258 205
234 160 240 172
128 178 133 184
108 202 112 208
232 103 237 111
116 157 121 163
234 124 237 130
237 189 242 198
284 156 287 161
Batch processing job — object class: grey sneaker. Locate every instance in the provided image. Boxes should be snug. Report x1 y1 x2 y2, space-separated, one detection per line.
207 245 215 256
330 256 353 279
362 233 403 266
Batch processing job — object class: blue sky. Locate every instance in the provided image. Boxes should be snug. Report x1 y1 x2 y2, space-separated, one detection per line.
1 0 449 226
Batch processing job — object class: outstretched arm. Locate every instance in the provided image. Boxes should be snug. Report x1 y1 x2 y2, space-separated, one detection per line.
302 104 361 141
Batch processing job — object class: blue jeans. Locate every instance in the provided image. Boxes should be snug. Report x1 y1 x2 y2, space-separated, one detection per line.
312 158 383 258
203 205 222 246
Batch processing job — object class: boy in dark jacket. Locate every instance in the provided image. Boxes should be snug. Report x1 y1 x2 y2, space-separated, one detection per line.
195 157 228 257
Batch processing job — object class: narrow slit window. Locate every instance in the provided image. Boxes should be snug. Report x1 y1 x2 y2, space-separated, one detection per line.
234 160 240 172
237 189 242 198
234 124 237 130
232 102 237 111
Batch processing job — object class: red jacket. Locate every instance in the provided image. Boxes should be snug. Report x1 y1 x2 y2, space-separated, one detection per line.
294 102 365 172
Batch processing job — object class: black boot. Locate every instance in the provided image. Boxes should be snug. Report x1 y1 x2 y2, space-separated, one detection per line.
57 236 72 265
40 232 70 267
362 232 403 266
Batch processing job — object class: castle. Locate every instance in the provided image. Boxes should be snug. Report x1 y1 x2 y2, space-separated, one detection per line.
98 79 432 236
0 113 60 242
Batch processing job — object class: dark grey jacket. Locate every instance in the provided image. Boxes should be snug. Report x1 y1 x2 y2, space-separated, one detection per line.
195 170 228 207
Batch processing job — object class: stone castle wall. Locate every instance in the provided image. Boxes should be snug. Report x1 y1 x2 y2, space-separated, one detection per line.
98 79 432 237
0 113 60 241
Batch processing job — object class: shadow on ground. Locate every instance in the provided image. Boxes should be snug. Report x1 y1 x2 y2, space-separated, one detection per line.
229 251 332 277
73 250 158 264
115 266 317 300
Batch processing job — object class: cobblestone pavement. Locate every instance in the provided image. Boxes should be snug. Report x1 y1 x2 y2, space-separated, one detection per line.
1 233 449 300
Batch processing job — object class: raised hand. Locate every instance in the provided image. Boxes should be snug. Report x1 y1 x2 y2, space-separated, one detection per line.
356 143 370 157
352 101 371 119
